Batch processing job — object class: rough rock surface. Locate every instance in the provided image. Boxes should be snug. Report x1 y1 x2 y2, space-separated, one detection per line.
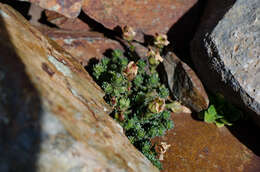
191 0 260 124
163 52 209 112
38 27 123 66
38 26 149 66
28 3 44 26
17 0 82 18
0 3 159 172
39 27 207 112
153 113 260 172
82 0 198 42
44 10 91 31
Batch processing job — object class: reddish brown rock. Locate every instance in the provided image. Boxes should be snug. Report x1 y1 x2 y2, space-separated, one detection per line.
38 27 124 66
44 10 91 30
18 0 82 18
153 113 260 172
0 3 159 171
82 0 198 42
163 52 209 112
38 26 149 66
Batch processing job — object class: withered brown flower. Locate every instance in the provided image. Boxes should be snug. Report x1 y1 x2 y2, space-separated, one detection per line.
122 26 136 41
123 61 138 81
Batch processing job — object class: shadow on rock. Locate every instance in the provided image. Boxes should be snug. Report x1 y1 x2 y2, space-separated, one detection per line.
167 0 206 65
0 0 31 20
189 0 260 158
228 119 260 156
0 15 43 172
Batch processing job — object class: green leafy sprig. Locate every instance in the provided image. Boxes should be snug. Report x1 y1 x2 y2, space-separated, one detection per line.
199 94 243 127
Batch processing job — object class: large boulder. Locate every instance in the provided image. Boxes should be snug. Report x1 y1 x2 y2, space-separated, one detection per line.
82 0 198 42
38 27 124 66
0 3 159 172
191 0 260 125
38 27 149 66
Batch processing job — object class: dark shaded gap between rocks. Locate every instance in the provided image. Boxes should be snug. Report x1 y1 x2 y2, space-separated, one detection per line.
78 11 119 39
0 14 43 172
79 11 143 61
80 11 146 74
166 0 207 67
227 121 260 157
38 10 59 28
0 0 31 20
79 11 146 63
188 0 260 157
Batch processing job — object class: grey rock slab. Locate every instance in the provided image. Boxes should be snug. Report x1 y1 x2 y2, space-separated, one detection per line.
191 0 260 124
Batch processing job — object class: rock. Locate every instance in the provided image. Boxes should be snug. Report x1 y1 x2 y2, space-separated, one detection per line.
38 26 149 66
28 3 44 26
191 0 260 125
38 27 124 66
0 3 159 172
153 113 260 172
44 10 91 31
17 0 82 18
82 0 198 42
163 52 209 112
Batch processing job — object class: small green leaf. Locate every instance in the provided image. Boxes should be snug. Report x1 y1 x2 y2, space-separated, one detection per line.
158 85 169 98
119 98 130 110
120 57 128 67
219 118 232 126
162 110 171 120
208 105 217 116
102 82 113 94
112 49 123 58
215 121 225 127
204 111 216 123
101 57 110 66
137 59 147 69
164 120 174 129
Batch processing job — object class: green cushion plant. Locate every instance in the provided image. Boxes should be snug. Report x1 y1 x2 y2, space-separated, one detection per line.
91 27 184 169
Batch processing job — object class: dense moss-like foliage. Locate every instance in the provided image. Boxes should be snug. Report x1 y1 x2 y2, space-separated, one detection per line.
92 49 174 169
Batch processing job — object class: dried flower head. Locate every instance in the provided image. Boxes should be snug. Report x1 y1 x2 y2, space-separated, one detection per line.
147 48 164 64
122 26 136 41
148 97 166 113
154 33 170 48
118 112 125 121
166 101 191 114
155 142 171 160
111 96 117 107
123 61 138 81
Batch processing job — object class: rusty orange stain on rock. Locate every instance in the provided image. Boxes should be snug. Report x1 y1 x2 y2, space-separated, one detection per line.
82 0 198 42
153 113 260 172
37 27 124 66
37 25 150 67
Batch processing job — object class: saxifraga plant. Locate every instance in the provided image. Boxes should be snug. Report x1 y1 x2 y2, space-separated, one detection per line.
92 27 187 169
